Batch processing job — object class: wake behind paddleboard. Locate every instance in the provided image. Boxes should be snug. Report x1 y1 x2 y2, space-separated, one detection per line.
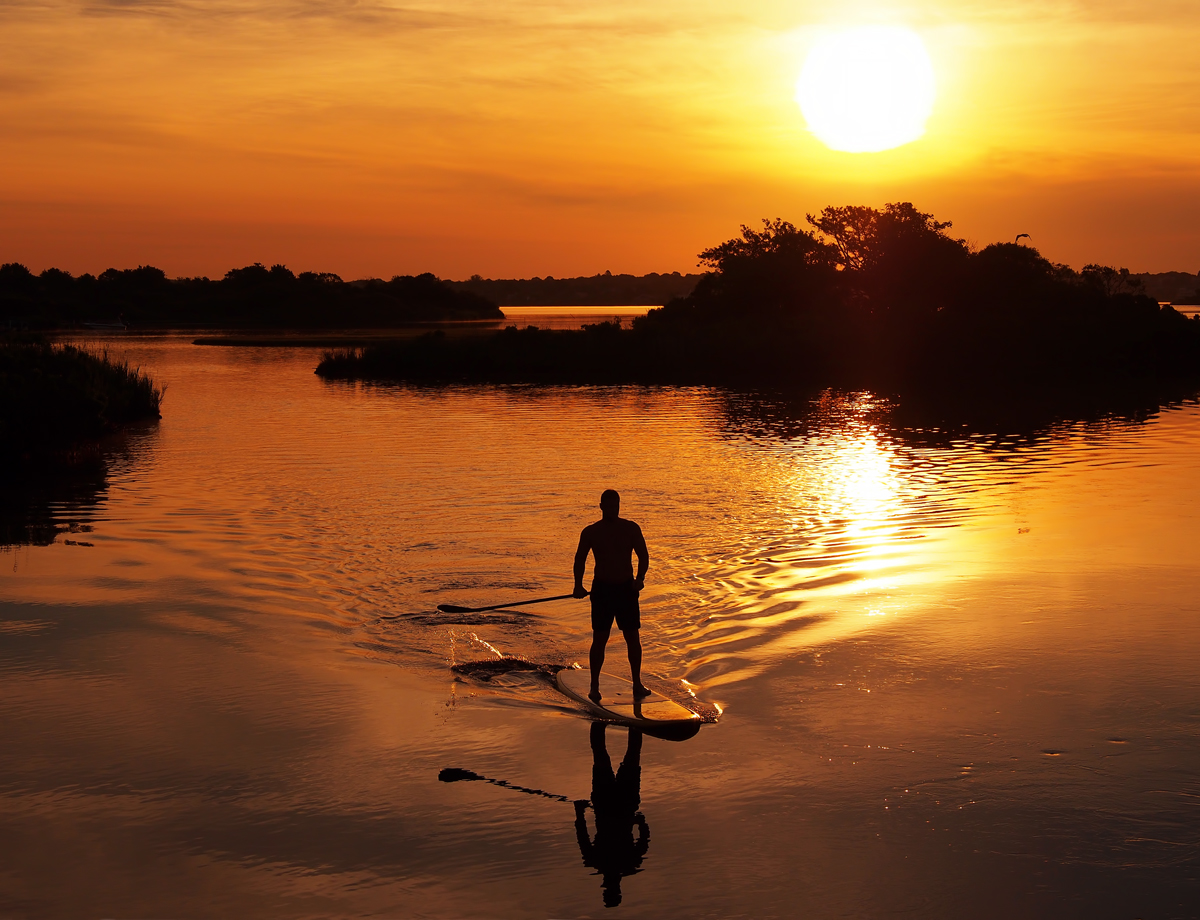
556 667 702 728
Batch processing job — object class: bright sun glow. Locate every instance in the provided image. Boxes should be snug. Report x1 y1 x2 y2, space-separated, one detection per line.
796 26 936 154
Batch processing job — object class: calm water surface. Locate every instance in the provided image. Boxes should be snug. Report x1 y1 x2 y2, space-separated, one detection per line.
499 306 651 329
2 336 1199 918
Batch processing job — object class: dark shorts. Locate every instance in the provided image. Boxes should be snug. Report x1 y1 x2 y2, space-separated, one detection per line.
590 581 641 634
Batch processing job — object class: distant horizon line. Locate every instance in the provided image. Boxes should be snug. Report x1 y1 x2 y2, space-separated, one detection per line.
5 261 1200 285
1 261 707 285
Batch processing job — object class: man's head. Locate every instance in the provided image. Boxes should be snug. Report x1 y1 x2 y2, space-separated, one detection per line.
599 489 620 518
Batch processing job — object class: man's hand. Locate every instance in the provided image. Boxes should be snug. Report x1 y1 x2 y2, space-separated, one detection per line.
573 585 589 599
634 578 645 593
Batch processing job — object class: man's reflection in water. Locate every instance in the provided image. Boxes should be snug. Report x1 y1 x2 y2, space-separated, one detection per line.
574 722 649 908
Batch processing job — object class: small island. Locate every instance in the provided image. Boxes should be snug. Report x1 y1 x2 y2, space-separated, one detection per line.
316 203 1200 394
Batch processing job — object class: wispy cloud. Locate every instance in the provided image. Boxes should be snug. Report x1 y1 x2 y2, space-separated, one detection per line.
1 0 1199 274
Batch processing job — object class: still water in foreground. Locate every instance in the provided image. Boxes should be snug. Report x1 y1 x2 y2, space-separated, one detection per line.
2 336 1200 918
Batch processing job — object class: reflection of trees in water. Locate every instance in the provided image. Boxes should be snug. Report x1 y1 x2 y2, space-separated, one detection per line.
0 461 107 548
575 723 649 909
719 389 895 446
321 378 1200 452
0 428 155 549
717 384 1200 452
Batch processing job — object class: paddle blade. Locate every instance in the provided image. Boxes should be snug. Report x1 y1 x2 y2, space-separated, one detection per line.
439 768 482 783
436 604 473 613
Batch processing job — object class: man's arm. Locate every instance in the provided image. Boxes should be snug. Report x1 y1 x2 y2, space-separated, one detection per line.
573 527 592 598
632 524 649 591
633 814 650 857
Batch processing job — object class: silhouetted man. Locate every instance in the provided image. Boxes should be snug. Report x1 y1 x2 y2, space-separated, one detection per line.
573 489 650 702
574 723 649 908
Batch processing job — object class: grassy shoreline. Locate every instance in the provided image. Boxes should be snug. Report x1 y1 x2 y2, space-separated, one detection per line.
1 335 163 469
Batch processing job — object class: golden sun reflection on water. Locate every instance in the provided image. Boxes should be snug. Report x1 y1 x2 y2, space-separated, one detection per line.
673 400 948 687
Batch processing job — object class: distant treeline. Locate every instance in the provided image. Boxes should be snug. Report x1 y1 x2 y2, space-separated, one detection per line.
0 263 501 329
444 271 701 306
1133 271 1200 305
317 203 1200 392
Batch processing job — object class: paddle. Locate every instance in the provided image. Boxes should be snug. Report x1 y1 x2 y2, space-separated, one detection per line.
436 591 583 614
438 767 578 804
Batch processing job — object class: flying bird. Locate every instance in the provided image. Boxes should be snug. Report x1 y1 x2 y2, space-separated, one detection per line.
1015 233 1032 244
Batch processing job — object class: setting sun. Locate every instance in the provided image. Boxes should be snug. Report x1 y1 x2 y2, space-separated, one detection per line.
795 26 936 154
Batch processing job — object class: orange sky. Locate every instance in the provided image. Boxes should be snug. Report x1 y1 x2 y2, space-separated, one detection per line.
2 0 1199 279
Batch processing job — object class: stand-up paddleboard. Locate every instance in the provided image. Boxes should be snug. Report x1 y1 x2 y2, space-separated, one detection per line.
556 667 701 728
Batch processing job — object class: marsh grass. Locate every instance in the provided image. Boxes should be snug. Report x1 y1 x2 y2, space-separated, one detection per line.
1 336 163 546
0 335 163 468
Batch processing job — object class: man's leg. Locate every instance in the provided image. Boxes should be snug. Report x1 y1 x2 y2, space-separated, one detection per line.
619 728 642 777
624 628 650 697
589 623 611 702
590 721 613 775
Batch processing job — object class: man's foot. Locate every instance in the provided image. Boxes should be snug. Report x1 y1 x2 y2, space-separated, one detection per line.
632 683 652 699
588 687 603 703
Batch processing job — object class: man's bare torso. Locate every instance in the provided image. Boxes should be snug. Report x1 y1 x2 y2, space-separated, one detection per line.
578 517 647 585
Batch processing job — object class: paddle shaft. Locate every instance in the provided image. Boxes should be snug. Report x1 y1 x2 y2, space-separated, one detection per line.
438 767 577 804
436 591 583 614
